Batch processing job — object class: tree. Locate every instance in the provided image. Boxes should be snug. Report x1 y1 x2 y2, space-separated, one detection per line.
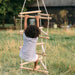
0 0 9 26
0 0 35 26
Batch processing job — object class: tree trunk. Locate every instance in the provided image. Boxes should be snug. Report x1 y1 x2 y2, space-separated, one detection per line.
2 16 5 27
13 16 17 29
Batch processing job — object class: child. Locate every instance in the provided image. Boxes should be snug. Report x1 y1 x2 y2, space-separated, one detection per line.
20 15 40 70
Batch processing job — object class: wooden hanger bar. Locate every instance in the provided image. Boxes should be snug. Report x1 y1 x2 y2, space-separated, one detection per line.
18 15 52 20
38 13 50 16
19 10 41 15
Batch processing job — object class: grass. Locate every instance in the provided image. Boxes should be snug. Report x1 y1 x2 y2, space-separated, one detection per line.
0 28 75 75
0 24 14 28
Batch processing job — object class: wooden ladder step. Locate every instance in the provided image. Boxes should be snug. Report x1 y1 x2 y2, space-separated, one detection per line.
19 10 41 15
18 15 52 20
39 27 43 30
20 67 48 74
37 43 45 45
20 30 24 35
19 43 45 49
37 53 46 56
38 13 50 16
39 36 50 39
20 62 32 66
41 30 48 36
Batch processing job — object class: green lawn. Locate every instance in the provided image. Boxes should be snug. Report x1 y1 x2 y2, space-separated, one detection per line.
0 28 75 75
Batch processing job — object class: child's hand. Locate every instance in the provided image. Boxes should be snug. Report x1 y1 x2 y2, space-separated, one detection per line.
25 15 29 19
35 16 40 19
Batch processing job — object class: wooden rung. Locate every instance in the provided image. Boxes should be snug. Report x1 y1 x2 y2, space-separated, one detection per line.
39 36 50 39
19 46 22 49
19 43 44 49
39 27 43 30
18 15 52 20
20 67 48 73
20 62 32 66
19 10 41 15
38 13 50 16
37 53 46 56
38 56 43 60
20 30 23 33
37 43 45 45
20 30 24 35
41 30 48 36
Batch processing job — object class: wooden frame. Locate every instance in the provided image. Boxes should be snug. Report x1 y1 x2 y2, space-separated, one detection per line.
19 10 41 15
38 13 50 16
37 53 46 56
19 27 43 35
18 15 52 20
19 43 45 49
39 36 50 39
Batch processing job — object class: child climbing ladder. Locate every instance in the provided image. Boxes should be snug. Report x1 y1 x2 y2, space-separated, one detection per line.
19 15 41 70
19 0 52 74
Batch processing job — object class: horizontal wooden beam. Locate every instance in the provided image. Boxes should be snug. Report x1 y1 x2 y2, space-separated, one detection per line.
39 27 43 30
20 62 32 66
19 43 45 49
38 13 50 16
20 30 24 35
37 53 46 56
41 30 48 36
20 67 48 73
37 43 45 45
39 36 50 39
18 15 52 20
19 10 41 15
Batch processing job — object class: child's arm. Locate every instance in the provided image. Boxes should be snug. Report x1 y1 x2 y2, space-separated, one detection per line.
35 16 40 28
24 15 29 31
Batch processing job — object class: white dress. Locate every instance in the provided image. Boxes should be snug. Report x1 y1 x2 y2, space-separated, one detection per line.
20 32 38 62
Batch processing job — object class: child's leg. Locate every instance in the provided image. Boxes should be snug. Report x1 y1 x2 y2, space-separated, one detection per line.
33 59 40 70
34 59 38 68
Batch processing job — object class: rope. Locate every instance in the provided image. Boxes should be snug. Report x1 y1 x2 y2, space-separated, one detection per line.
36 0 44 55
41 0 50 69
21 0 27 13
37 0 40 11
41 1 50 52
20 0 27 74
21 0 27 30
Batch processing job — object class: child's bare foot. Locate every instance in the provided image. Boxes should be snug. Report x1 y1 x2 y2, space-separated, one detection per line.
33 65 40 70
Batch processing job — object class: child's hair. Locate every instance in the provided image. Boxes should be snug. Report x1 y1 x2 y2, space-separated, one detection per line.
25 25 40 38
